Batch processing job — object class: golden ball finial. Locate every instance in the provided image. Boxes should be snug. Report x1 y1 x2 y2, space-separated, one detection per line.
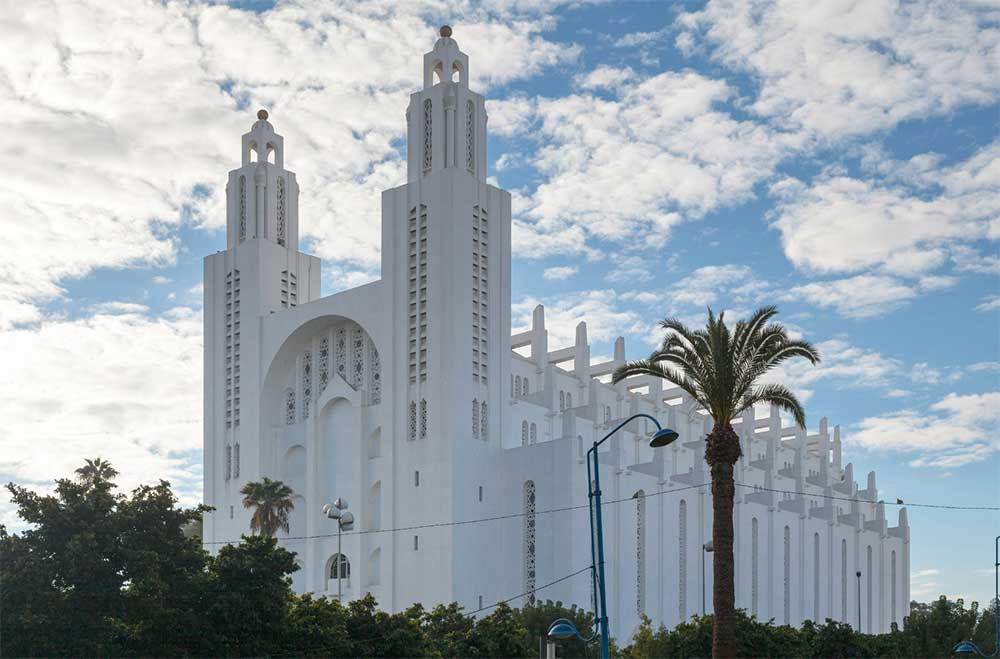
439 25 452 38
257 109 269 121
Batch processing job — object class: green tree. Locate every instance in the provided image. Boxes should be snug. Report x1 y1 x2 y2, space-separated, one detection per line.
614 307 819 658
239 477 295 537
1 460 209 657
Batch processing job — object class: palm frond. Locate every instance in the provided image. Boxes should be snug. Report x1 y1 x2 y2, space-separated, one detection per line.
741 383 807 428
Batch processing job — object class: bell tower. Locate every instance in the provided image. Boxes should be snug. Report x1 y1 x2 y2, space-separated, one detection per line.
380 26 512 612
204 110 321 547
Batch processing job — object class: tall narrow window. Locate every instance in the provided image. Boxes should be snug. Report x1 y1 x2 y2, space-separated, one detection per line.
423 99 433 173
472 398 479 437
238 175 247 241
841 539 848 621
301 350 312 420
751 517 759 617
336 326 347 381
521 421 528 447
233 443 240 479
409 401 417 441
419 398 428 438
604 406 611 424
866 546 873 632
567 392 572 408
559 391 565 411
318 337 330 394
276 177 286 246
352 326 365 388
285 389 296 425
515 376 521 397
891 550 897 625
679 499 687 620
523 480 536 605
783 525 791 625
814 533 820 622
466 100 475 172
480 401 488 439
224 444 232 481
530 423 537 445
369 341 381 405
635 490 646 616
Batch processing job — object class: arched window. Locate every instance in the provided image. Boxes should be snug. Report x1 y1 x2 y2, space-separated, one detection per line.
751 517 759 617
419 398 428 438
523 480 536 605
559 391 565 411
409 401 417 441
866 545 872 632
783 525 791 625
276 177 286 246
233 443 240 479
329 553 350 580
285 388 296 425
523 379 530 395
515 376 522 397
679 499 687 620
634 490 646 615
841 539 848 621
814 532 820 622
521 421 528 447
472 398 479 437
422 99 432 173
530 423 537 444
481 401 488 439
891 550 897 625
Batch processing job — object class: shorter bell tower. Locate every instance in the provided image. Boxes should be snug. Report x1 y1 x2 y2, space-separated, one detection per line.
204 110 321 546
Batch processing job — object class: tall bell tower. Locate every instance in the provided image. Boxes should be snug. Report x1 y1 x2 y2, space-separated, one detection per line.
203 111 321 546
381 26 512 610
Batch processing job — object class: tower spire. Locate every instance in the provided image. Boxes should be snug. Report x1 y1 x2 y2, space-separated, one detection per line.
423 25 469 88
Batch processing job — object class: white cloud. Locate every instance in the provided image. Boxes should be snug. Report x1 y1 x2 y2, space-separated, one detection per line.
909 362 941 385
850 392 1000 468
0 1 577 330
975 295 1000 313
679 0 1000 139
507 70 799 258
765 337 902 403
669 264 769 308
968 361 1000 373
787 275 917 319
771 141 1000 278
0 305 204 525
574 65 635 91
542 265 578 281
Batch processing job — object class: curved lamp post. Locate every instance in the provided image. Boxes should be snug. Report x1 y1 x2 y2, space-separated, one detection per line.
553 413 677 659
955 535 1000 657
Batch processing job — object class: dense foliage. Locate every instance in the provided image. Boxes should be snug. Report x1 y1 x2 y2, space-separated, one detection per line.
623 602 998 659
1 461 994 658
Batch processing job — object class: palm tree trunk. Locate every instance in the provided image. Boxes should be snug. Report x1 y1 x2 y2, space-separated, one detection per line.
706 422 742 658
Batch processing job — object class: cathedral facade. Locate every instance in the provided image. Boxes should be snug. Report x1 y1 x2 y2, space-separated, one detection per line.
203 29 910 640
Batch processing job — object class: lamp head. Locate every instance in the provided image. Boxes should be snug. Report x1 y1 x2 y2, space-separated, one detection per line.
323 503 342 519
339 511 355 531
334 497 348 510
954 641 981 654
547 621 581 641
650 427 679 448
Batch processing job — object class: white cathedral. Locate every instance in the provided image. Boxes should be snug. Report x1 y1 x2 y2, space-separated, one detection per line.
203 28 911 640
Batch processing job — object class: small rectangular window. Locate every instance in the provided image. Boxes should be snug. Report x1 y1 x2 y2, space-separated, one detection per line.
479 486 483 502
414 535 419 551
229 505 234 519
479 595 483 609
415 470 420 487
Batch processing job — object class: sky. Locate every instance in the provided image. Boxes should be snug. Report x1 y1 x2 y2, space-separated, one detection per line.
1 0 997 608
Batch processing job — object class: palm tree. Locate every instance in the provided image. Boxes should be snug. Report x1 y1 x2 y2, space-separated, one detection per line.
75 457 119 485
613 306 819 658
240 477 296 537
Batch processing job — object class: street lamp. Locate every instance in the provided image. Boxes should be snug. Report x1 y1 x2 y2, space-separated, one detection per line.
954 535 1000 657
702 541 714 615
583 413 678 659
856 570 862 632
322 498 354 601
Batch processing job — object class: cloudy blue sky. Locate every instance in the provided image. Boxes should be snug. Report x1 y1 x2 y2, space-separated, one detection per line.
1 0 997 607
